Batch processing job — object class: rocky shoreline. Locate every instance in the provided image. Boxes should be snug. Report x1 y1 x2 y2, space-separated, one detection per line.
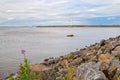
29 35 120 80
5 35 120 80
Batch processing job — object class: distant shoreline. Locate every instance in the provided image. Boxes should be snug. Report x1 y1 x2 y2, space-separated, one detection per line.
36 25 120 28
0 25 120 28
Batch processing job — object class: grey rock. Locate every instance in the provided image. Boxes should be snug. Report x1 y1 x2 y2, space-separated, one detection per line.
43 57 61 66
76 62 108 80
112 41 120 47
100 40 106 46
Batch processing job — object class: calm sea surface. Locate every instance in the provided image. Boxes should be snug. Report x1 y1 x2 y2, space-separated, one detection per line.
0 27 120 77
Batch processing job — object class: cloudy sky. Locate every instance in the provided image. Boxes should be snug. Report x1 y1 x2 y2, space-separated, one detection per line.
0 0 120 26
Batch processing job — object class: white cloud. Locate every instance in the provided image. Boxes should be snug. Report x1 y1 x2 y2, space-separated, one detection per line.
0 0 120 25
47 0 69 6
88 9 97 12
87 4 120 17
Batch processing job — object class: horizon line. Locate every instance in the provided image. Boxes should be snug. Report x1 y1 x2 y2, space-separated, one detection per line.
0 24 120 27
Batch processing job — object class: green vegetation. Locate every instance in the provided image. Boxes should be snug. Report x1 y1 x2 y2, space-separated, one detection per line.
113 56 120 80
63 61 74 80
113 73 120 80
7 50 39 80
8 57 39 80
18 58 30 80
115 54 120 61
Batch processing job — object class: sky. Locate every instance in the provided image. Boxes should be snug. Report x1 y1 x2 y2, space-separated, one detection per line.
0 0 120 26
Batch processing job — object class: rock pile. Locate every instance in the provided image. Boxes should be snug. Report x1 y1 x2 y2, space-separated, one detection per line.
32 35 120 80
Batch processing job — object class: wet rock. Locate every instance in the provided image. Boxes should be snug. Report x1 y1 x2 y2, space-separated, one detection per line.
43 57 53 65
44 58 49 62
100 40 106 46
43 57 61 66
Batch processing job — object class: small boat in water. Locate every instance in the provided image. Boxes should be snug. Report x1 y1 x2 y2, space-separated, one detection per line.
67 34 74 37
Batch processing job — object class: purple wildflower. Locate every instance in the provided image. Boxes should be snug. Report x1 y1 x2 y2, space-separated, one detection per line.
21 49 26 55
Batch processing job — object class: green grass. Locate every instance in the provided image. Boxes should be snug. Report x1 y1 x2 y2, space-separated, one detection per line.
113 74 120 80
115 55 120 61
64 61 74 80
8 58 39 80
18 58 30 80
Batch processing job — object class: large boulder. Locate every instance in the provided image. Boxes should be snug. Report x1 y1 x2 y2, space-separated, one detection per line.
76 62 108 80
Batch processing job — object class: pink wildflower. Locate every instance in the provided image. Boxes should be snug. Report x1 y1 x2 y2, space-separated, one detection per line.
21 49 26 55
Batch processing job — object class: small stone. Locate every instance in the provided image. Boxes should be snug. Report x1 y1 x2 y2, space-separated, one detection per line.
44 58 49 61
